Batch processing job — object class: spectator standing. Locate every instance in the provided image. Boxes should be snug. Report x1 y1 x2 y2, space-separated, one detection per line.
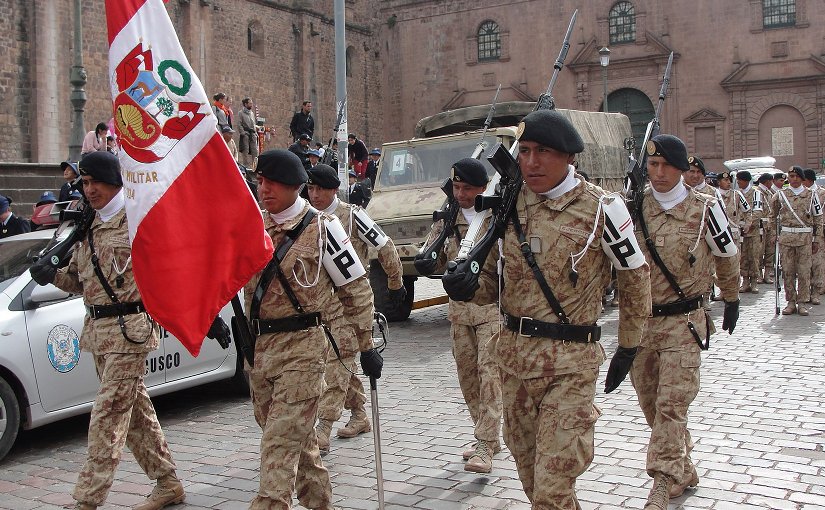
238 97 259 168
0 195 31 238
59 161 81 202
288 134 312 170
212 93 232 132
366 148 381 188
314 142 325 160
307 149 321 168
221 126 239 163
289 100 314 142
347 134 369 179
80 123 109 157
347 170 370 208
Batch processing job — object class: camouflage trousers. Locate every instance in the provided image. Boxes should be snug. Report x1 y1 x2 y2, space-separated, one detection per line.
452 322 502 444
630 344 700 483
317 354 365 422
811 238 825 295
780 243 813 302
762 226 776 276
740 235 762 278
501 368 599 510
249 369 332 510
73 353 176 506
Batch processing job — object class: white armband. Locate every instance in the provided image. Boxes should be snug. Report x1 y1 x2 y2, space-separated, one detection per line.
352 207 389 249
812 192 823 217
600 195 646 270
323 216 366 286
705 200 739 257
752 189 763 212
737 190 751 212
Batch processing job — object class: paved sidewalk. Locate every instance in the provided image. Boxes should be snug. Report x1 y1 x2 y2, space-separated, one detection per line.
1 282 824 509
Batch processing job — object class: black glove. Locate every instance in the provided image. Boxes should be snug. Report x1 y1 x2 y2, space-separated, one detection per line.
441 262 480 302
360 348 384 379
414 252 438 276
604 346 638 394
388 285 407 303
30 260 58 286
722 299 740 335
206 316 232 349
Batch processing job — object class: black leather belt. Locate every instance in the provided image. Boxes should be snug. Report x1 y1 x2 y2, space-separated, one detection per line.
503 313 600 343
87 302 146 320
651 296 703 317
252 312 322 336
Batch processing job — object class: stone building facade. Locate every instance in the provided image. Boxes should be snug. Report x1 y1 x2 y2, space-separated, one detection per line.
1 0 824 174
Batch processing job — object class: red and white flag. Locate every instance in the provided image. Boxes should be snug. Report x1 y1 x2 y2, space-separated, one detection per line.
106 0 273 356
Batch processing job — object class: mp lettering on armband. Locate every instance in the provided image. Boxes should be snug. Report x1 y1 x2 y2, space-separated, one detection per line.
752 190 763 212
352 208 389 249
705 201 738 257
812 193 823 217
600 196 646 270
323 216 366 286
738 191 751 212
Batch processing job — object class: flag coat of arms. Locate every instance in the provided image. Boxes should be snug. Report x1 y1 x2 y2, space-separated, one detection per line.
106 0 273 355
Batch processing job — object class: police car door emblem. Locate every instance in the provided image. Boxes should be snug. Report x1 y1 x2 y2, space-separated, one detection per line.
47 324 81 373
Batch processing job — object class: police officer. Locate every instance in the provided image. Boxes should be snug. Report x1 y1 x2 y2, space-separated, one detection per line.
419 158 503 473
29 152 185 510
0 194 31 238
247 150 382 509
631 135 740 509
771 165 822 315
480 110 652 507
304 164 403 452
803 168 825 304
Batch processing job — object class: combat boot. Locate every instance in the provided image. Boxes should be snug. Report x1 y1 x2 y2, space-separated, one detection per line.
739 282 751 293
669 465 699 498
643 473 673 510
464 440 495 474
133 472 185 510
749 278 759 293
336 411 371 438
811 294 821 305
462 441 501 460
798 303 810 316
316 419 334 454
782 302 797 315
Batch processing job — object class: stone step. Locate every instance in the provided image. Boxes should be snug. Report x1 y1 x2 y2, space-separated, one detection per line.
1 163 67 220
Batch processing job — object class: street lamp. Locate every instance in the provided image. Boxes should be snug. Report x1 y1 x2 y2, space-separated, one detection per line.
599 46 610 113
68 0 87 161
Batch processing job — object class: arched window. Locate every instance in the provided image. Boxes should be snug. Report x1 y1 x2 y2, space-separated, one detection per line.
763 0 796 28
346 46 354 77
610 88 653 145
247 21 263 55
608 2 636 45
477 20 501 62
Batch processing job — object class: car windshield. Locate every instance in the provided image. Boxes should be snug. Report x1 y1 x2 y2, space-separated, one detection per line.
0 238 51 293
377 137 497 189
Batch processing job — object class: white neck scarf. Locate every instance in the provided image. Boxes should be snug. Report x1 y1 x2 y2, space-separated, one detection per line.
693 181 707 192
539 165 580 200
461 206 477 224
741 182 752 194
323 196 340 215
98 189 125 223
270 197 306 224
652 181 688 210
790 184 805 196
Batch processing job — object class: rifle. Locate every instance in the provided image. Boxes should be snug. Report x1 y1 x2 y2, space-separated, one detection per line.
230 295 256 365
413 84 501 276
624 52 674 221
321 100 346 167
441 10 577 301
774 229 781 315
32 177 95 270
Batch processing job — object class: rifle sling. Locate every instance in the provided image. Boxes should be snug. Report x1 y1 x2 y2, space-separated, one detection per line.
511 213 570 324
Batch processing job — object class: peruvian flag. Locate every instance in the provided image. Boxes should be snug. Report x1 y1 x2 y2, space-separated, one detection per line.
106 0 273 355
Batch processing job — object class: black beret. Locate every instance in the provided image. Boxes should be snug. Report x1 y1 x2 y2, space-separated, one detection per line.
774 172 786 179
450 158 488 187
687 155 706 175
307 164 340 189
736 171 752 182
757 173 774 184
517 110 584 154
788 166 804 179
78 151 123 187
803 168 817 182
256 149 307 185
718 171 733 181
646 134 689 171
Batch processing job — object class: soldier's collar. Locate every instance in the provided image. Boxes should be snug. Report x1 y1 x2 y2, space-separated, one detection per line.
266 201 311 231
526 180 583 211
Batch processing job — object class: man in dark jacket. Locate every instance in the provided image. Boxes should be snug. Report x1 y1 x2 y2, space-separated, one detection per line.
289 100 314 142
0 195 31 238
347 134 369 179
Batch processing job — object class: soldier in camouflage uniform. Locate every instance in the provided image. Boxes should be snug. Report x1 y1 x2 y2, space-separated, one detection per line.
304 164 404 453
770 165 821 316
466 110 652 508
419 158 503 473
30 152 184 510
246 150 382 509
631 135 740 509
716 171 752 251
755 173 777 284
802 168 825 304
734 171 766 292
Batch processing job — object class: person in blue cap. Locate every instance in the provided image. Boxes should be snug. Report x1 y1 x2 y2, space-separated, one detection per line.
365 147 381 188
0 194 31 238
59 160 81 202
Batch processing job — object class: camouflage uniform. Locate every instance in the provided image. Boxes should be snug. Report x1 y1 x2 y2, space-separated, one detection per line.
718 188 751 250
770 186 821 307
810 185 825 299
317 199 402 428
245 203 374 510
762 184 779 280
630 187 740 491
495 181 651 508
53 209 177 507
424 212 502 452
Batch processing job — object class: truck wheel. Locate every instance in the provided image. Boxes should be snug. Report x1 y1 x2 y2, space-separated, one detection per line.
370 261 414 321
0 376 21 462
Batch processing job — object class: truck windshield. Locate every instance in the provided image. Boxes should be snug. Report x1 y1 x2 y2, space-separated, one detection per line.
0 238 50 292
377 137 498 189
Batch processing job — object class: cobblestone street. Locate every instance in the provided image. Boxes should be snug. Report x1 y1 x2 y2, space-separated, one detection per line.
1 280 824 510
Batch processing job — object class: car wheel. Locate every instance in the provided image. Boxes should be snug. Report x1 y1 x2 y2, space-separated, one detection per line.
370 260 414 321
0 376 21 461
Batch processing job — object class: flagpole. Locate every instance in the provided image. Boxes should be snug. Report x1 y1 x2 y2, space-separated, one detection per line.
334 0 348 196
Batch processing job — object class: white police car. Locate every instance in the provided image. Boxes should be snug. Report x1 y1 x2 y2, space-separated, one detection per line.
0 229 246 461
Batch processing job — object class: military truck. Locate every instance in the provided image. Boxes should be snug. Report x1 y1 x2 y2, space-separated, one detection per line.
367 102 634 320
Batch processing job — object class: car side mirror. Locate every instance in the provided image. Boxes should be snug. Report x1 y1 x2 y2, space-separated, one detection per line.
30 284 71 304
